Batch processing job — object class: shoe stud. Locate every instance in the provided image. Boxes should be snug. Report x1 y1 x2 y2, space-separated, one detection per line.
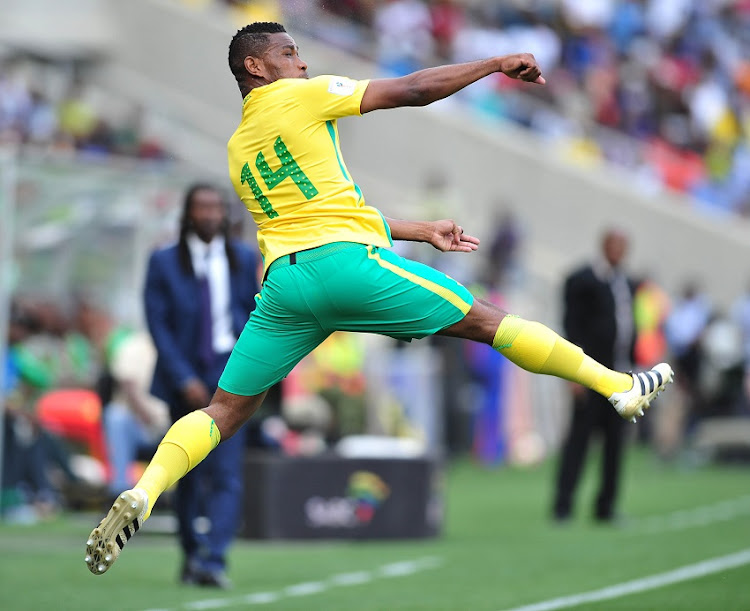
98 564 106 573
105 554 112 563
84 555 91 563
131 502 137 509
86 539 93 546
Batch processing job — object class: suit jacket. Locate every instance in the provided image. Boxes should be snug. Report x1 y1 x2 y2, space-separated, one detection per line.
563 263 637 370
144 240 258 405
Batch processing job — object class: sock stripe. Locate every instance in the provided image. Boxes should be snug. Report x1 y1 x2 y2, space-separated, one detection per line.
116 535 125 550
133 519 140 533
492 314 523 350
637 373 646 395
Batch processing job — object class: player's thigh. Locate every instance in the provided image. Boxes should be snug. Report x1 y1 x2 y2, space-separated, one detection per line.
218 290 329 397
320 245 474 340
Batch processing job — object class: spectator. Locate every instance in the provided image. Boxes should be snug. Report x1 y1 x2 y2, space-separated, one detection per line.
2 301 79 521
429 0 464 61
374 0 434 75
552 229 638 524
75 301 169 497
664 281 713 424
485 208 522 290
144 183 259 588
730 283 750 412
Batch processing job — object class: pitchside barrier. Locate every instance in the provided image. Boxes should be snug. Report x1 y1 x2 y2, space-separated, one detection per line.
239 452 442 540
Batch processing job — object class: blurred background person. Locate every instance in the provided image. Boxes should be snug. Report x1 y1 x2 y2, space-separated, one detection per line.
664 281 713 429
144 183 259 588
552 228 638 524
2 299 83 522
374 0 434 76
730 281 750 413
75 300 169 499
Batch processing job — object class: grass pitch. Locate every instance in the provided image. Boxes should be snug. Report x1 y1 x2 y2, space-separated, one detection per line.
1 447 749 610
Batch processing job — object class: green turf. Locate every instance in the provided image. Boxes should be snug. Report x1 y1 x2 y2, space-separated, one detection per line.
1 448 749 610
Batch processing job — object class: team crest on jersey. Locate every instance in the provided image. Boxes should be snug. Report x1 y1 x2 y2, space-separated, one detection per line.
328 77 356 96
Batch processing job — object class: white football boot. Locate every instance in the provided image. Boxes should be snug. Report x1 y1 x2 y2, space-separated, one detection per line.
608 362 674 423
85 488 148 575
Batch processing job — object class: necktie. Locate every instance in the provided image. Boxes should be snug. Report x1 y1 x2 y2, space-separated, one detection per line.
610 272 633 371
198 253 213 367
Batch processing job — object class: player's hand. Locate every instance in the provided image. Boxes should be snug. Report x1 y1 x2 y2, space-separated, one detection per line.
499 53 545 85
429 219 480 253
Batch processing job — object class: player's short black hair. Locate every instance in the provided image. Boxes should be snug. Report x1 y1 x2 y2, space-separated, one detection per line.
228 22 287 84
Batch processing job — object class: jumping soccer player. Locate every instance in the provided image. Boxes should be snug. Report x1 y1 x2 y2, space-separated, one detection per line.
85 22 673 576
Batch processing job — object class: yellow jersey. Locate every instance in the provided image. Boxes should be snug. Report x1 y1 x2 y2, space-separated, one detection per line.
227 75 393 276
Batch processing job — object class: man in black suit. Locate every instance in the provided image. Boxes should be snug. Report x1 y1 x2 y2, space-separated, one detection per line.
553 229 637 523
144 184 258 587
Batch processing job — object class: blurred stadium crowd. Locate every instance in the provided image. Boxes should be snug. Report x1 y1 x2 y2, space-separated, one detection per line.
308 0 750 218
0 57 166 159
3 1 749 212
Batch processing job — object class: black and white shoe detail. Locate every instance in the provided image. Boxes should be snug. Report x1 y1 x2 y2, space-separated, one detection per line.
608 362 674 423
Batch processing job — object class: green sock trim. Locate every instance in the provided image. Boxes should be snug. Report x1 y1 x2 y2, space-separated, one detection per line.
492 314 522 350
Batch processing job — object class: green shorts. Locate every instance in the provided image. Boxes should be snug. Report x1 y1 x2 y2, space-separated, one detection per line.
218 242 473 396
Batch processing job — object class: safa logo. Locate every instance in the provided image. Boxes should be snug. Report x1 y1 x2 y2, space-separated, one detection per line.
347 471 390 524
304 471 390 528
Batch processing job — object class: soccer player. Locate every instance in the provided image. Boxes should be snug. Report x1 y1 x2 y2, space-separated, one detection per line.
85 22 673 576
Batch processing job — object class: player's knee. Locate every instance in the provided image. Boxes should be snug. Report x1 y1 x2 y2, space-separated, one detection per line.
206 391 264 441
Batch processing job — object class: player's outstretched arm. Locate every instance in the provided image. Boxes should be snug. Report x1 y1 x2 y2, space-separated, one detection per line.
386 218 480 253
360 54 544 113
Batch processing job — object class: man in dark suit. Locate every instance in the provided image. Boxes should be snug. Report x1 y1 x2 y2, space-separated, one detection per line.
553 229 637 523
145 183 258 587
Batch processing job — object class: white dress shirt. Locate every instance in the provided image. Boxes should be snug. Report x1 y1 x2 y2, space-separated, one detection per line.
186 233 236 354
593 259 634 371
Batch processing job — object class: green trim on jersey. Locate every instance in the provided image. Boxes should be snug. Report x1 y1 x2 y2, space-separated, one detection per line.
325 120 363 202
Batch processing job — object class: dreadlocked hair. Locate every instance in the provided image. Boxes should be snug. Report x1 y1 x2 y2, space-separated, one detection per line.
177 183 238 275
228 22 286 88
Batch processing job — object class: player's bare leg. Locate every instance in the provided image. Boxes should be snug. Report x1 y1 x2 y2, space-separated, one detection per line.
85 389 266 575
439 298 673 421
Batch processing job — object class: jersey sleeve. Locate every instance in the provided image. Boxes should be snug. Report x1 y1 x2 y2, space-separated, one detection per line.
293 75 370 121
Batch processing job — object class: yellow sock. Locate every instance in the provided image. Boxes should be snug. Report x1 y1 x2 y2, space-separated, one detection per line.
134 410 220 519
493 314 632 397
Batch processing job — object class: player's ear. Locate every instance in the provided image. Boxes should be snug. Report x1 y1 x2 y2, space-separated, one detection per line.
244 56 264 78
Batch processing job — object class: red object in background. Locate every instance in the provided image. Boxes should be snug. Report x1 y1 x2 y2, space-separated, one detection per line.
36 389 107 465
430 1 464 54
644 138 706 192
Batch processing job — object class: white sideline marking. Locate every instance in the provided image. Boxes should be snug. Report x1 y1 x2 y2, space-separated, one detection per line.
239 593 278 605
184 599 231 610
503 548 750 611
628 494 750 534
284 581 326 597
142 556 441 611
329 571 372 586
